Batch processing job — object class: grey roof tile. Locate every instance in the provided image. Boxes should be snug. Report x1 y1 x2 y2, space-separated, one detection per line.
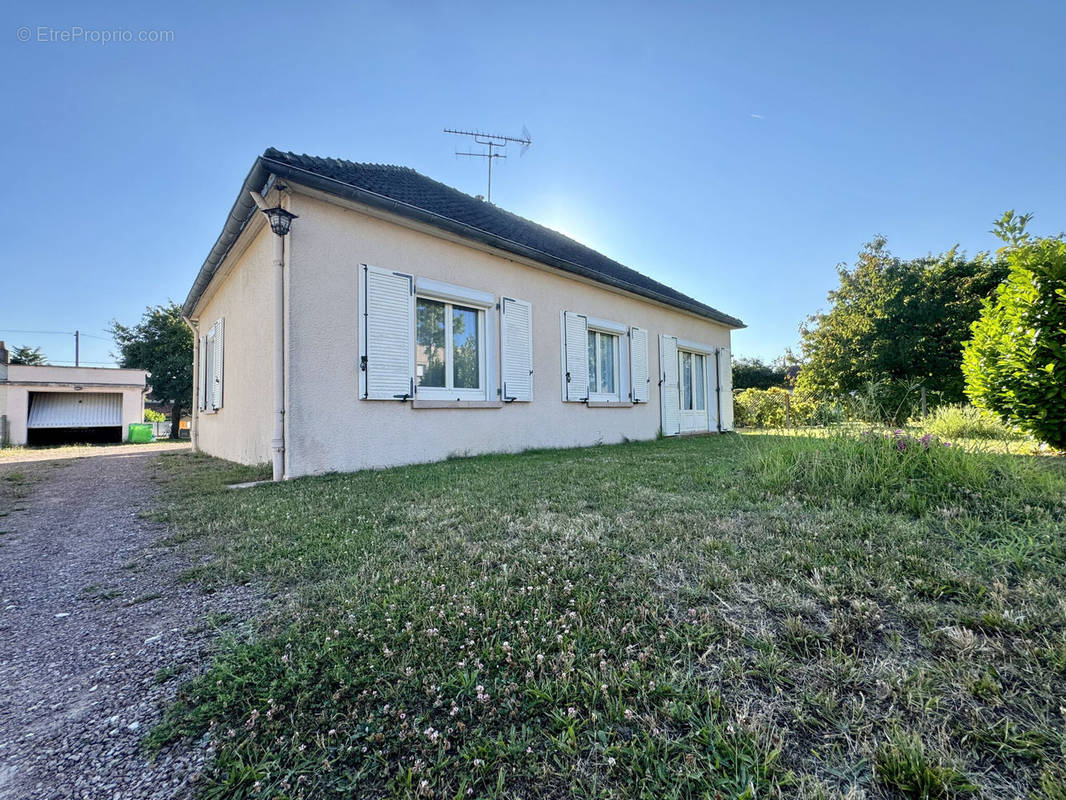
260 148 743 328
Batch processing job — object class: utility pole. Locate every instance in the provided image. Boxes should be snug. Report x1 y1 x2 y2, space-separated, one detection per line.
74 330 79 367
444 127 532 203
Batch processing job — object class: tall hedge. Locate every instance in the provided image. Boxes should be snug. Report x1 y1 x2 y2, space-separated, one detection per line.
962 213 1066 449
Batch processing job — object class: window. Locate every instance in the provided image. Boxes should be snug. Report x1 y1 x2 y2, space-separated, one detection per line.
200 318 224 412
562 312 642 404
201 330 213 411
587 329 620 402
360 268 510 405
415 297 485 400
679 350 706 411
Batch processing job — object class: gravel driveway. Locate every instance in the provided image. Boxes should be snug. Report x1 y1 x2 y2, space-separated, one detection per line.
0 450 261 799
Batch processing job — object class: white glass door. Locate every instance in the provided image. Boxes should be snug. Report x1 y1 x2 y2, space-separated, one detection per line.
678 351 708 432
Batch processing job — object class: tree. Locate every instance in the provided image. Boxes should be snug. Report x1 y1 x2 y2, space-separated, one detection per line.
144 408 167 423
799 237 1007 402
733 357 788 390
962 212 1066 449
110 302 193 439
10 345 47 365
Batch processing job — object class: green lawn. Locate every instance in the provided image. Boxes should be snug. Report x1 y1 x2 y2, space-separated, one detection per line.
149 432 1066 799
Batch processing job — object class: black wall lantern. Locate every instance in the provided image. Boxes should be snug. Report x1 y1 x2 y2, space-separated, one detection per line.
262 206 298 236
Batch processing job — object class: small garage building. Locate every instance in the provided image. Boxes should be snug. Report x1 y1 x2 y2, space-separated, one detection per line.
0 344 148 446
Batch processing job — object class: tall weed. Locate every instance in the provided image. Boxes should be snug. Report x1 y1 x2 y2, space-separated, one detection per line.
744 429 1063 518
922 404 1023 441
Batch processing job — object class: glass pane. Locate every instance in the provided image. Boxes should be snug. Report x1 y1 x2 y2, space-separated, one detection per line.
587 331 597 391
416 298 445 388
694 355 705 410
452 305 480 389
600 334 615 393
681 352 693 410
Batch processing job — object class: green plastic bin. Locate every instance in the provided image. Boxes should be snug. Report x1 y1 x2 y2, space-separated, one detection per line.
128 423 154 443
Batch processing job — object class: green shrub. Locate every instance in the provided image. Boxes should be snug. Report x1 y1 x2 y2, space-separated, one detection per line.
734 387 789 427
144 408 167 423
790 393 846 426
922 404 1022 441
962 212 1066 449
744 429 1063 518
734 388 844 428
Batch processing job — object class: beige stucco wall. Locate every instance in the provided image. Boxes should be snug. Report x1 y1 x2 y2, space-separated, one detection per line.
276 192 734 477
0 365 146 446
190 220 276 466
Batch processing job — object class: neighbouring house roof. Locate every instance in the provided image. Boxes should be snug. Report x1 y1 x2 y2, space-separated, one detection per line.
2 364 148 388
183 148 745 328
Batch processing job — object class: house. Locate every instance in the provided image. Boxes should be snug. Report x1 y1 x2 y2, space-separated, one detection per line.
0 342 148 446
182 149 744 479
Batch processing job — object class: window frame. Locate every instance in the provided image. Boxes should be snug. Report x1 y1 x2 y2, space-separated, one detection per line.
678 349 707 412
587 326 621 403
414 296 488 402
203 325 219 413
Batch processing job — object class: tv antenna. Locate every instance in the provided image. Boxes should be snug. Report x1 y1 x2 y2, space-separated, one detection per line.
444 126 531 203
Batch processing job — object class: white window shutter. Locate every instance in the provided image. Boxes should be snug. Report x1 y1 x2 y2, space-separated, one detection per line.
211 318 224 410
198 334 207 411
629 327 649 403
501 297 533 402
659 334 680 436
563 311 588 402
360 264 415 400
718 346 733 431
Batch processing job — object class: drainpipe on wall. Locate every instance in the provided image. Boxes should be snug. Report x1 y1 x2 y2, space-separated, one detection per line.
181 318 199 449
250 189 292 482
270 220 285 480
714 348 723 433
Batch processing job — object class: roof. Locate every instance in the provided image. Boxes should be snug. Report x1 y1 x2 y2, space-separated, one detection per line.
183 148 744 328
3 364 148 388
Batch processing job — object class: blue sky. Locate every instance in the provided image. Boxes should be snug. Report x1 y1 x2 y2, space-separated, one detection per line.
3 0 1064 366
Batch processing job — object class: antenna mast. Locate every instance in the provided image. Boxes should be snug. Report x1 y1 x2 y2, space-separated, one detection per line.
444 126 531 203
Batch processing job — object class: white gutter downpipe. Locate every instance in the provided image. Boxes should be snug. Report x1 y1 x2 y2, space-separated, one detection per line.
271 228 285 480
250 189 288 481
181 317 199 450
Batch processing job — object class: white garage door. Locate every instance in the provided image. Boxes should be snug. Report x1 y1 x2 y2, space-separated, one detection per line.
27 393 122 428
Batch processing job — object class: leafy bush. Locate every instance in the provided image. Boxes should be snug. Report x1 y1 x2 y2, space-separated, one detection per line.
790 393 846 426
962 212 1066 449
744 429 1063 518
733 388 844 428
922 404 1022 441
144 408 167 423
734 387 789 427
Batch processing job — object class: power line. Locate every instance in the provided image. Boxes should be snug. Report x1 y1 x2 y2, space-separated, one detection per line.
0 328 114 367
0 329 111 339
0 328 74 336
